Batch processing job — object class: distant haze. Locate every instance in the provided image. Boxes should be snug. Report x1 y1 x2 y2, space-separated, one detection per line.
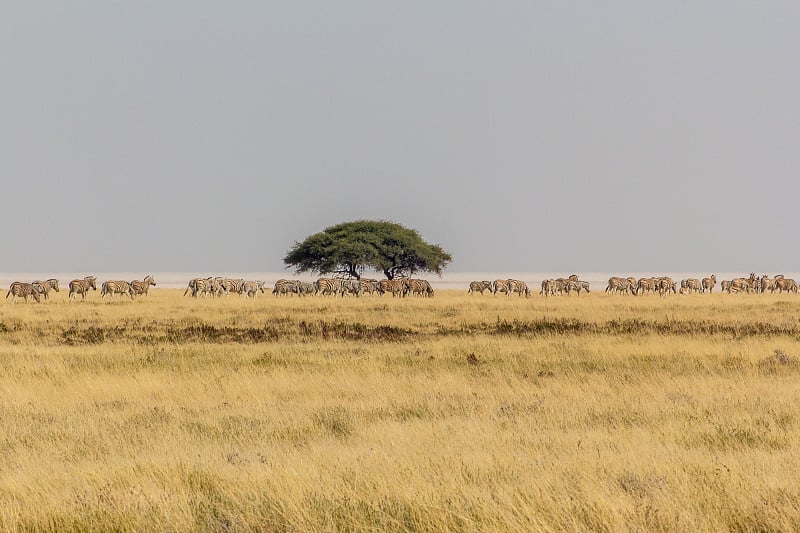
2 2 798 272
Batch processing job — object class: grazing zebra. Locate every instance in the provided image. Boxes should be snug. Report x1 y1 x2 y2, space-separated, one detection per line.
272 279 300 296
468 281 493 295
493 279 510 295
506 279 530 297
378 279 407 297
577 280 590 294
131 275 157 297
243 280 266 298
295 281 316 295
702 275 716 293
69 276 97 300
6 282 42 303
407 279 434 297
564 281 581 296
101 280 134 300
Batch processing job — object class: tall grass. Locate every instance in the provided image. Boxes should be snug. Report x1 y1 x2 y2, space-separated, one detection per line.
0 290 799 531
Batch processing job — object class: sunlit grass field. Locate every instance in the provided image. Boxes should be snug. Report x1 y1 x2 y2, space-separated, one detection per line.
1 288 799 531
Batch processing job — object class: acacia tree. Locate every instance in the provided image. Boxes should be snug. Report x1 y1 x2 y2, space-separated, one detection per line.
284 220 452 280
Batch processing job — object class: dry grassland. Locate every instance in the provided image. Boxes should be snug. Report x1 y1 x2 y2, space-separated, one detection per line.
0 289 799 531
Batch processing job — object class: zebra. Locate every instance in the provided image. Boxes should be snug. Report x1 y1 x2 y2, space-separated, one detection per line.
296 281 316 295
69 276 97 300
273 279 300 296
468 281 493 295
315 278 344 296
606 277 634 295
506 279 530 297
221 278 246 296
701 275 716 293
341 280 362 297
539 279 553 297
493 279 510 295
657 277 677 296
359 279 379 295
6 282 42 303
774 278 798 294
184 277 212 298
680 278 701 294
407 279 434 297
378 279 406 297
30 278 59 300
564 281 581 296
729 278 752 294
131 275 157 297
563 280 589 296
101 280 134 300
637 278 656 296
243 280 266 298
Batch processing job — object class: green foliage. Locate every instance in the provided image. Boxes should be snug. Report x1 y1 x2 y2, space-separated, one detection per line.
284 220 452 279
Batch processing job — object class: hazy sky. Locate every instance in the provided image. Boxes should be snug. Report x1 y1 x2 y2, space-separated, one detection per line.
2 2 798 272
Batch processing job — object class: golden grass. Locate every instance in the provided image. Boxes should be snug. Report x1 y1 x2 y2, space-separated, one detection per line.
1 289 799 531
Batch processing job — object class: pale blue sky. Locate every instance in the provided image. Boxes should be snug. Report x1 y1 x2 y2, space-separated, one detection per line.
2 1 798 272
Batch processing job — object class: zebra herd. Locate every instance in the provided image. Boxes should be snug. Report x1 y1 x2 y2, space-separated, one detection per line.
5 275 158 302
271 277 434 297
184 277 267 298
5 272 800 303
602 273 799 296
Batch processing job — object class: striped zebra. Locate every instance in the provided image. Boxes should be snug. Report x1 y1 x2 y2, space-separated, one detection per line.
493 279 510 295
774 278 798 294
69 276 97 300
468 281 493 295
378 279 406 297
243 280 266 298
359 279 379 295
272 279 300 296
221 278 245 296
32 278 59 300
729 278 751 294
407 279 434 297
184 277 212 298
506 279 530 297
297 281 316 295
101 280 134 300
6 282 42 303
577 280 590 294
540 279 555 297
637 278 656 296
606 277 635 295
315 278 343 296
131 275 157 297
680 278 701 294
657 277 676 296
340 280 362 297
701 275 716 293
564 281 580 296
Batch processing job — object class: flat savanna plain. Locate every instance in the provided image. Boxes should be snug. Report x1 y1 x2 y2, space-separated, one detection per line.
1 290 800 532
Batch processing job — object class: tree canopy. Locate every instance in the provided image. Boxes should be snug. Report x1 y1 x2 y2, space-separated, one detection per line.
284 220 452 280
